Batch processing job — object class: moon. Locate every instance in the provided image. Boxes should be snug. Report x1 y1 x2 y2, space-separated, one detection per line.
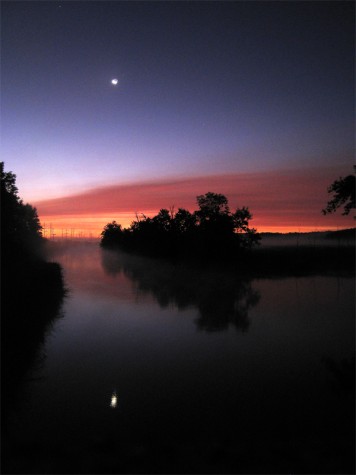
111 78 118 86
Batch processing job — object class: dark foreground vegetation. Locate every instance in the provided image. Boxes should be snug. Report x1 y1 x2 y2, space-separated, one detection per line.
1 162 65 473
101 192 354 276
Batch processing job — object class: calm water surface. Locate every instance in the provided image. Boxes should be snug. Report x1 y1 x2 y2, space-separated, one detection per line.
8 242 355 473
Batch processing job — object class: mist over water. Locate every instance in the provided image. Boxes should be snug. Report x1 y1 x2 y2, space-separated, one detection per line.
5 242 355 473
259 231 355 248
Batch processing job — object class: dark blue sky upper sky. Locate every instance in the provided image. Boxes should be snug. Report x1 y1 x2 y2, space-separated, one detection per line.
2 1 354 201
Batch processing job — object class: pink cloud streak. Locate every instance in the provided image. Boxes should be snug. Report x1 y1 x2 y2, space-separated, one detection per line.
34 166 354 233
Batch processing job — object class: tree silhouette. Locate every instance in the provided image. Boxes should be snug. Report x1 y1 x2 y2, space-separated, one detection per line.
100 221 123 247
1 163 65 471
100 191 260 259
172 208 196 234
323 169 355 217
195 192 260 249
152 208 172 232
195 192 230 220
1 162 43 260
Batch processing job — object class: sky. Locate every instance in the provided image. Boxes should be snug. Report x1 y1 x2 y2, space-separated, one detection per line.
1 1 354 236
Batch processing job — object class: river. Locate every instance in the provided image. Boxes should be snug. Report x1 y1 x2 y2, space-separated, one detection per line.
5 242 355 473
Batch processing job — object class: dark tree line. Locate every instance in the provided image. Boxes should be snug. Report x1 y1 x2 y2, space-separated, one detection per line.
101 192 260 260
0 162 65 304
1 159 65 325
1 162 65 447
1 161 43 263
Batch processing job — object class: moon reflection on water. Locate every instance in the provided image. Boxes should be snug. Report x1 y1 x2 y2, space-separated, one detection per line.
110 391 118 408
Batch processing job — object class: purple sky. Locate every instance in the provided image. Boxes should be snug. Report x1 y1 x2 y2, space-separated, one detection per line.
1 1 354 232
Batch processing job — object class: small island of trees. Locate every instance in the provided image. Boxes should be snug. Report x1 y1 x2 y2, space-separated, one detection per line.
101 190 354 274
101 192 260 261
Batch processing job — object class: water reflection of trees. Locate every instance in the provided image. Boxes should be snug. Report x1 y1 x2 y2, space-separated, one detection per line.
2 268 65 431
101 250 260 332
2 283 64 474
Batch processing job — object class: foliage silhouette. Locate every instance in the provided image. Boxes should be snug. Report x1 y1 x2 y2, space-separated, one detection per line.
101 192 260 261
1 162 65 473
322 168 355 216
100 220 123 247
1 161 65 307
1 162 44 262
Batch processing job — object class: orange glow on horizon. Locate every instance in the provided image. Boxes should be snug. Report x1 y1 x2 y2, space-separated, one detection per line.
40 214 135 239
35 167 354 238
38 214 352 240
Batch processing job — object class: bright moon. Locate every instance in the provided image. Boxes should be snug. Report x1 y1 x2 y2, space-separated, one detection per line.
111 79 118 85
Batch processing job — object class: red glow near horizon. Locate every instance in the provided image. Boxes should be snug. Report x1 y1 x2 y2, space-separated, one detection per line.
35 167 354 238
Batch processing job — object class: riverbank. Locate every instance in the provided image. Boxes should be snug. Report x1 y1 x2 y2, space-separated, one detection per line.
2 258 65 379
101 225 354 277
2 257 66 470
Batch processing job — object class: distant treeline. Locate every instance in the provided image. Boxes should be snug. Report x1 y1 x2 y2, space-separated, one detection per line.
260 228 355 240
100 192 260 260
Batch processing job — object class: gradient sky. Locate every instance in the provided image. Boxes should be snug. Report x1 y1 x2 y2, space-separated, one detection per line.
2 1 354 235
